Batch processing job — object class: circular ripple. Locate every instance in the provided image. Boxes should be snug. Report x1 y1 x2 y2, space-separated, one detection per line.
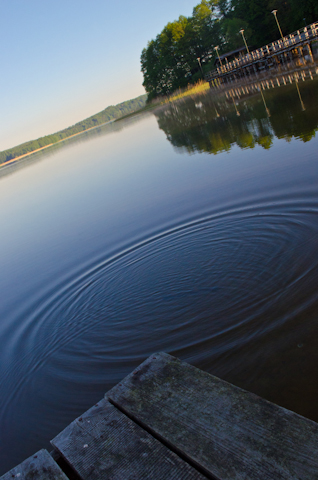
1 197 318 467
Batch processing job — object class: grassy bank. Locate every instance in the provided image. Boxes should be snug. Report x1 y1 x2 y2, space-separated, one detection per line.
163 80 210 103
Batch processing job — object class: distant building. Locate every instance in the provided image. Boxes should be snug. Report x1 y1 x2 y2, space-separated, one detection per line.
214 46 251 66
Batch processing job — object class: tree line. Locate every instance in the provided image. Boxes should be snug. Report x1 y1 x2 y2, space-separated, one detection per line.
0 95 147 165
141 0 318 100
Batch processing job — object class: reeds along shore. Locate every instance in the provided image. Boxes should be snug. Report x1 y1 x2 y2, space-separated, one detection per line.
163 80 210 103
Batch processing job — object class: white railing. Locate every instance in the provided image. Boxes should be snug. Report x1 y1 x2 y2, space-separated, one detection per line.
206 21 318 81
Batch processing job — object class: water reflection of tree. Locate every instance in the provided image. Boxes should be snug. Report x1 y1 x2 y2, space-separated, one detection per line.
154 80 318 155
268 83 318 143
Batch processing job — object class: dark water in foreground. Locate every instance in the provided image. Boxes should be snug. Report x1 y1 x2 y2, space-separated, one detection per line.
1 76 318 473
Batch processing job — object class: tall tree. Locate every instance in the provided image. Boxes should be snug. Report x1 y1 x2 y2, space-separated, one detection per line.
141 1 222 100
140 0 318 100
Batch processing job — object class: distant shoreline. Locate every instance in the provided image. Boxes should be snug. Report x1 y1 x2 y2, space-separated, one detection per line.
0 143 55 167
0 94 148 168
0 120 115 168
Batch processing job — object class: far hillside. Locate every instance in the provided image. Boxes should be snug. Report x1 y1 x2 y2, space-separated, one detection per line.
0 94 147 165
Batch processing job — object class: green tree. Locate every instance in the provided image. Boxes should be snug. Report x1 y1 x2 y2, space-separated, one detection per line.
222 17 251 51
141 0 222 100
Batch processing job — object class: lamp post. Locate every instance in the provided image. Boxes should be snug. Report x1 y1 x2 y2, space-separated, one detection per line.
197 57 204 78
230 92 240 116
271 10 284 40
214 46 222 66
259 84 270 117
239 29 250 55
295 80 306 111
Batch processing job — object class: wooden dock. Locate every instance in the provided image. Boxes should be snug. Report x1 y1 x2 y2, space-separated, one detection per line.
206 21 318 87
2 352 318 479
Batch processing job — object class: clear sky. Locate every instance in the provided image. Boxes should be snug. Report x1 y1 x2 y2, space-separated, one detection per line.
0 0 198 151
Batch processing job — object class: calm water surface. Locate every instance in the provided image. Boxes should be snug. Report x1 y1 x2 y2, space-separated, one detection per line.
1 77 318 473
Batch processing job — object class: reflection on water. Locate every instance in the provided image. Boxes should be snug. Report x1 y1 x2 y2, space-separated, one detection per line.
0 114 145 180
155 73 318 155
0 75 318 475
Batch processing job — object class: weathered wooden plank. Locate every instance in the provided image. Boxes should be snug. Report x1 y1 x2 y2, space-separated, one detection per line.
108 352 318 480
0 449 68 480
51 397 207 480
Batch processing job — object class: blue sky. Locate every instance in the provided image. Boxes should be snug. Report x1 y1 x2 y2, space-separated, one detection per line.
0 0 198 151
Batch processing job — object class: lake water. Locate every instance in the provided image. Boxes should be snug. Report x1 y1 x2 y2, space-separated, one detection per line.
1 73 318 474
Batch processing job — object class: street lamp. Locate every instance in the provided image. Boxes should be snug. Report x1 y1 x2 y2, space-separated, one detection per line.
259 85 270 117
197 57 204 77
271 10 284 40
230 93 240 116
295 80 306 111
239 29 250 55
214 46 222 66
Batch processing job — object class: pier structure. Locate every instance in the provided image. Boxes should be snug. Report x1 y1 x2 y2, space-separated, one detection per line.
206 22 318 87
1 352 318 479
212 61 318 117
